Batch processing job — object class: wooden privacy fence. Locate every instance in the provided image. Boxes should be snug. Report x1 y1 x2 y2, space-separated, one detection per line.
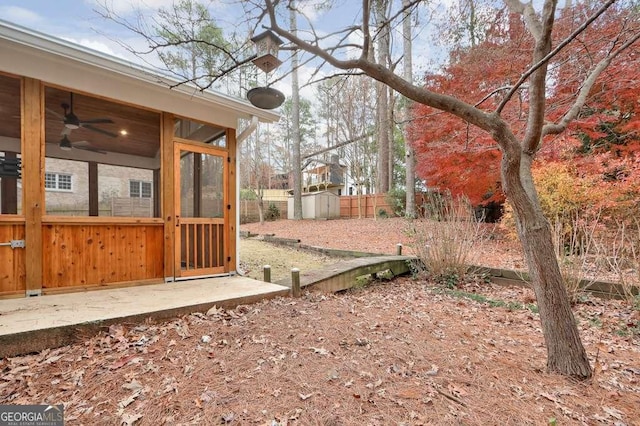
340 193 431 219
241 193 430 222
240 200 288 224
340 194 392 218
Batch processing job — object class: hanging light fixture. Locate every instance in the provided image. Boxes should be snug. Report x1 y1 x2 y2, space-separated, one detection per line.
59 134 72 151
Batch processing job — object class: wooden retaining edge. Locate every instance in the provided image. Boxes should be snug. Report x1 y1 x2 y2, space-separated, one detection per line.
263 235 302 245
297 244 382 258
470 265 639 300
276 256 413 293
243 234 639 299
242 234 387 258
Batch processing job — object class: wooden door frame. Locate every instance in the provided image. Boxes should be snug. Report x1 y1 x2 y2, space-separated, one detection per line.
173 140 229 279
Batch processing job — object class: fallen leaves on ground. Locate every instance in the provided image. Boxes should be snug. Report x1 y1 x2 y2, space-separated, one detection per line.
1 278 639 425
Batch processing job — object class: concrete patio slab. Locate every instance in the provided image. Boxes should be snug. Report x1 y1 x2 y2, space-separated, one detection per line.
0 276 289 358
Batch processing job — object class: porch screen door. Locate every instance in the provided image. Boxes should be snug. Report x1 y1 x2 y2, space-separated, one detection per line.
174 142 227 278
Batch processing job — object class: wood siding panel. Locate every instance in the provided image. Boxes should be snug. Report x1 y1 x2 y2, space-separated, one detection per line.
42 224 163 288
0 223 26 294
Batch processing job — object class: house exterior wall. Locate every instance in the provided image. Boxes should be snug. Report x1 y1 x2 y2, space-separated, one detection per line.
42 159 154 215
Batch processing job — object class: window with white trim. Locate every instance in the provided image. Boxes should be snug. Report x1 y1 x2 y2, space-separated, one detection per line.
130 180 152 198
44 172 72 191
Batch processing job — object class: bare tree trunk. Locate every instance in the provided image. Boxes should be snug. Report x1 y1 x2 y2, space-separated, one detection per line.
497 125 591 378
402 0 415 217
375 0 390 193
521 216 591 377
257 187 265 224
290 5 303 219
387 86 394 191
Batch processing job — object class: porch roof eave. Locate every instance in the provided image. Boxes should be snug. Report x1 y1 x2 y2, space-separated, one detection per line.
0 19 280 127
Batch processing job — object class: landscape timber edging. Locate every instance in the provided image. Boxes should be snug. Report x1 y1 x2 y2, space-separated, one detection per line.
275 255 414 293
471 265 639 300
243 234 639 300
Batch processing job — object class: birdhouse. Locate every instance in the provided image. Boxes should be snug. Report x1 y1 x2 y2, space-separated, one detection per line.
251 30 283 73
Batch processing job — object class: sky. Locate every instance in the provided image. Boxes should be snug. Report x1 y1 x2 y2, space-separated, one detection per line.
1 1 180 61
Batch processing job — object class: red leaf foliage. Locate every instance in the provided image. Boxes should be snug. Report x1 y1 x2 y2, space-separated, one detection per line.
409 3 640 213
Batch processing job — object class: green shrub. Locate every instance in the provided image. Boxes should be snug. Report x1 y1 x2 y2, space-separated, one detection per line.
385 188 406 216
240 189 257 200
378 208 389 218
264 202 280 221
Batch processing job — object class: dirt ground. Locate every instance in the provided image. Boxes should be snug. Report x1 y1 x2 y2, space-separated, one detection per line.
238 239 335 283
1 218 639 425
241 217 527 271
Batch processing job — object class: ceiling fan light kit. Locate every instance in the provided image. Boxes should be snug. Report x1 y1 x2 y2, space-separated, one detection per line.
61 93 115 134
59 135 72 151
62 107 80 129
50 92 118 154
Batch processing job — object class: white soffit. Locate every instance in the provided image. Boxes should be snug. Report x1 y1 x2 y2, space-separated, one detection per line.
0 20 280 128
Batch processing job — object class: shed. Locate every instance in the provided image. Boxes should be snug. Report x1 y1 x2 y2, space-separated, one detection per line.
288 191 340 220
0 20 279 297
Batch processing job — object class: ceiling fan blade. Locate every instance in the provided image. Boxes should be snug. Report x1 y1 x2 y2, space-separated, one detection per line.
81 124 118 138
46 107 65 120
74 145 108 154
80 118 114 124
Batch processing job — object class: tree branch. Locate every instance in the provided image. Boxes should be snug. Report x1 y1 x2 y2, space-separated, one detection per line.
263 0 495 133
543 30 640 136
496 0 617 116
520 0 557 154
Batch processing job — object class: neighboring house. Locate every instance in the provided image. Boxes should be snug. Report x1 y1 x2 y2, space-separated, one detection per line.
301 154 346 195
281 155 345 219
43 159 155 216
268 172 291 190
0 20 278 297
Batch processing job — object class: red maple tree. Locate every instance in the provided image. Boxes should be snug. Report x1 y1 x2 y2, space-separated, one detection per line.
410 3 640 217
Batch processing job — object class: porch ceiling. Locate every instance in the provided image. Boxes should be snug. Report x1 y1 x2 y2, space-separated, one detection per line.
43 87 161 159
0 76 161 160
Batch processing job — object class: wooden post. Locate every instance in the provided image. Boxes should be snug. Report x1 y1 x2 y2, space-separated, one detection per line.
162 113 175 281
365 195 369 218
291 267 301 297
263 265 271 283
396 243 402 255
227 128 237 274
153 169 161 218
22 78 44 296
